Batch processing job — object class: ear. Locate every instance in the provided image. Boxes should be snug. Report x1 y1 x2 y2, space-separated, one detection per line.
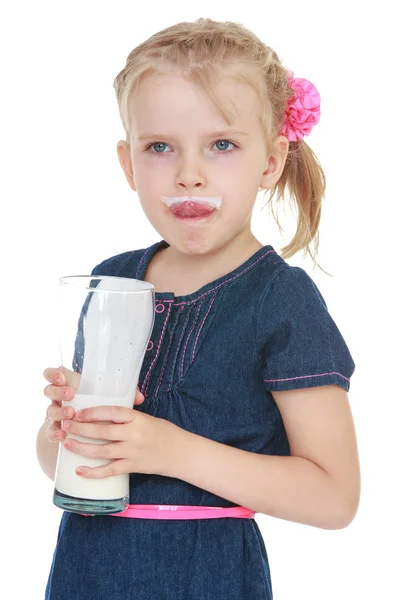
259 135 289 191
117 141 137 191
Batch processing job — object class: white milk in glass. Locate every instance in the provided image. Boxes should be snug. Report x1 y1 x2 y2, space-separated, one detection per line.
55 392 132 500
53 274 155 514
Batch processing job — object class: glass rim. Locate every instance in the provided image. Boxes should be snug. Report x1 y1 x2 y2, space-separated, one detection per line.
59 275 155 294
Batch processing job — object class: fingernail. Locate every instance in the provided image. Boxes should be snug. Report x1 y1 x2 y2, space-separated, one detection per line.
64 408 72 418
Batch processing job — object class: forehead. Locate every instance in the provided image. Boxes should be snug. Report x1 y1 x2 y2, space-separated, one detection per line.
128 72 262 136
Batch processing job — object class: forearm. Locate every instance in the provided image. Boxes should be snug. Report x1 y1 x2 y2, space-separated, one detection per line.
166 427 353 530
36 418 59 481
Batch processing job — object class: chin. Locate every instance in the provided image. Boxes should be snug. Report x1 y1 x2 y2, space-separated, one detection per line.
173 238 212 255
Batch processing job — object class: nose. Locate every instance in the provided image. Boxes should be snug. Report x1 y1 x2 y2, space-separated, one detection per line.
175 155 207 191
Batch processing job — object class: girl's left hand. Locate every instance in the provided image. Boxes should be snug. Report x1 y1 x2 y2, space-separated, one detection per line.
61 405 178 479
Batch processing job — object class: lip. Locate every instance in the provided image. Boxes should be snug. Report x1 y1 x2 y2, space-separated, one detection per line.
161 196 222 211
171 209 217 227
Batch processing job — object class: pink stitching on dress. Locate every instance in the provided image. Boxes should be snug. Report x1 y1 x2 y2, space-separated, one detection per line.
154 312 180 397
169 306 192 390
174 249 276 307
181 297 205 379
264 372 350 383
142 302 173 396
135 246 277 392
192 293 217 363
135 248 149 278
136 247 275 303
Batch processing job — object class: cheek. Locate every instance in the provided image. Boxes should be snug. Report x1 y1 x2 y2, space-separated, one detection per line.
133 162 166 197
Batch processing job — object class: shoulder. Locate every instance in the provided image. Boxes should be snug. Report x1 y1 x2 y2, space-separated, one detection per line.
256 263 356 392
255 262 330 358
258 263 328 313
246 246 321 301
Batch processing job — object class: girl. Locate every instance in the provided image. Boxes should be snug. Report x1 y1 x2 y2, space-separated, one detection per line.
38 17 360 599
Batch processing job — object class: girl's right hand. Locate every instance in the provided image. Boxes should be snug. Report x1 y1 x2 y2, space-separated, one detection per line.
43 366 145 443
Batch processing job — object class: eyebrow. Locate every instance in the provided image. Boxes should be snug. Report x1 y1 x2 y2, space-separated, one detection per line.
137 130 249 141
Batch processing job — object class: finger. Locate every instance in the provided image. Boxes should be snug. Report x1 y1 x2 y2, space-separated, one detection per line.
46 401 75 422
75 405 135 424
43 367 68 385
134 388 145 404
46 420 67 442
43 366 81 391
63 437 122 459
59 365 81 391
62 420 122 441
44 383 75 403
75 458 127 479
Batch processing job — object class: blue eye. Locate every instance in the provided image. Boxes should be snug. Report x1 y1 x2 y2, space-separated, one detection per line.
214 140 232 152
150 142 169 153
145 139 238 154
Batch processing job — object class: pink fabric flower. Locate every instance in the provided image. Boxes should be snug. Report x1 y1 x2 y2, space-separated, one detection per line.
280 74 321 142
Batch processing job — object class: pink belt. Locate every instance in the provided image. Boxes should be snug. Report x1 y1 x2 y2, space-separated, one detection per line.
80 504 256 520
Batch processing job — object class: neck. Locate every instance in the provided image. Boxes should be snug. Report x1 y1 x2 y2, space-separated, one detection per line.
161 233 263 280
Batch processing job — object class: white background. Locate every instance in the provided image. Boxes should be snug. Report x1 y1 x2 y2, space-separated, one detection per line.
1 1 399 598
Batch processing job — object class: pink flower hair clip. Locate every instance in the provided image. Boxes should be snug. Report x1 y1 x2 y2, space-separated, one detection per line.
280 71 321 142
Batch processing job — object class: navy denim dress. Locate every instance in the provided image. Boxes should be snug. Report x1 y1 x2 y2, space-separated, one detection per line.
45 238 355 599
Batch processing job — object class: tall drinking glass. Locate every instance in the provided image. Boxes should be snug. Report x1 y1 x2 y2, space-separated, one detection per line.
53 274 155 515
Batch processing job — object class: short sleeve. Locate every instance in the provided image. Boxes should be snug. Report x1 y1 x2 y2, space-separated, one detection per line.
257 267 356 392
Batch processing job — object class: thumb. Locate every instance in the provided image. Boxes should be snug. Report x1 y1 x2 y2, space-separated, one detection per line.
134 386 145 404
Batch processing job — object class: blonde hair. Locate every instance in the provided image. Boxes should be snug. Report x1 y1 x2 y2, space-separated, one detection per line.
113 18 329 274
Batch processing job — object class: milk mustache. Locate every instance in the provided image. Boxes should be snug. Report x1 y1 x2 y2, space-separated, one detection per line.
160 196 223 209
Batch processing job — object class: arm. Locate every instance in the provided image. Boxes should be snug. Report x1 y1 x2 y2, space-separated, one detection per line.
166 385 361 530
36 417 59 481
